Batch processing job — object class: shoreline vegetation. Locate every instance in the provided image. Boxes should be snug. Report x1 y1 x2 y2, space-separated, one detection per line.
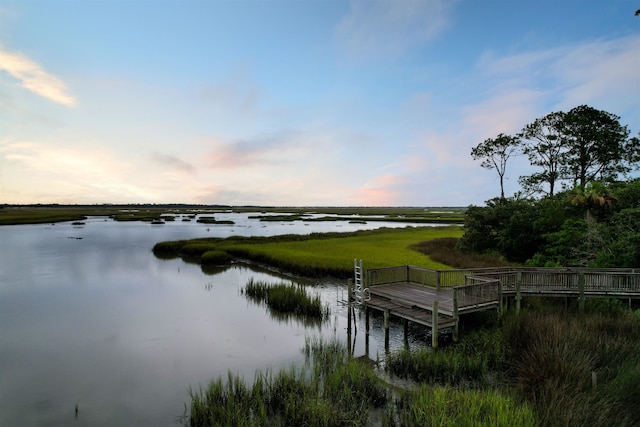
153 226 470 278
0 205 465 226
189 302 639 426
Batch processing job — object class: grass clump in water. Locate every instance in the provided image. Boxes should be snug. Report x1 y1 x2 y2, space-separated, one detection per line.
243 279 329 320
189 338 387 426
386 328 507 387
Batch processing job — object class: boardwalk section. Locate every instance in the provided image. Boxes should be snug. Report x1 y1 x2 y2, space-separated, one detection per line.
357 265 640 347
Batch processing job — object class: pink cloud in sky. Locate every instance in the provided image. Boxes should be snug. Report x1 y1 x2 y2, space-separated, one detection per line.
350 174 405 206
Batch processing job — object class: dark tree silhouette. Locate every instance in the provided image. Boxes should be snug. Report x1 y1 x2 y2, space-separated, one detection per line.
471 133 520 199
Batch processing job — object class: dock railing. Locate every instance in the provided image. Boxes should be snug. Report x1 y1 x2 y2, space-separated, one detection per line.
367 265 513 289
361 264 640 344
467 268 640 296
366 265 640 313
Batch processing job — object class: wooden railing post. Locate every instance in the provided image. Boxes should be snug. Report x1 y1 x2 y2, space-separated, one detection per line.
436 270 441 290
516 271 522 314
579 272 585 312
498 279 503 321
453 289 459 342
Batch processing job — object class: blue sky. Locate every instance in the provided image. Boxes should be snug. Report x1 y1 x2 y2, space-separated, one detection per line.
1 0 638 206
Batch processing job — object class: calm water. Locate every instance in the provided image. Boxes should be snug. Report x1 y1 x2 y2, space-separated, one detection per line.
0 214 434 426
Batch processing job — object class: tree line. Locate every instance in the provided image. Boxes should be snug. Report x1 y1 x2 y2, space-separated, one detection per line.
460 105 640 268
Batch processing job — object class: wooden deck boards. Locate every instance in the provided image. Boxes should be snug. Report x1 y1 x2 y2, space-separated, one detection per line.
367 294 457 328
367 282 499 317
369 283 454 311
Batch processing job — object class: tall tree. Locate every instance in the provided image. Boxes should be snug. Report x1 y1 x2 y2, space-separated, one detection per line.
471 133 520 198
562 105 632 187
518 111 567 196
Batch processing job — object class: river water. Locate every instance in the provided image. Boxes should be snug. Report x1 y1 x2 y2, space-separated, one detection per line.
0 213 435 426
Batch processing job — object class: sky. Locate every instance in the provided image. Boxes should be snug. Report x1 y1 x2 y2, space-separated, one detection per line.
0 0 638 207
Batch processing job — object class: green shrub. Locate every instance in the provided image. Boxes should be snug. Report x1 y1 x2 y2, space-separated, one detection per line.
200 250 232 266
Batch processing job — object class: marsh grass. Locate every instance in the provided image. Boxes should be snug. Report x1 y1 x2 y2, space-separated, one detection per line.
189 338 388 427
502 308 640 426
200 250 233 266
0 208 89 224
187 303 639 426
2 205 465 225
386 328 507 387
188 336 535 427
243 279 329 320
385 303 640 426
387 385 536 427
154 226 464 277
196 216 235 224
152 228 519 282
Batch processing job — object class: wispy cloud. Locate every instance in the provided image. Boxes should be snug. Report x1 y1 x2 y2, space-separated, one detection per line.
462 88 543 139
204 130 308 169
335 0 455 61
151 153 195 173
475 35 640 118
0 46 76 107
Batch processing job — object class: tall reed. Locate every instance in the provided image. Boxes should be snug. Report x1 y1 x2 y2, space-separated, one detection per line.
189 338 388 426
502 308 640 426
387 385 536 427
243 279 330 320
386 328 507 387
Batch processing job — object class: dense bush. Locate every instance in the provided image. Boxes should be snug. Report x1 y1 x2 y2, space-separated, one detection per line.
458 179 640 267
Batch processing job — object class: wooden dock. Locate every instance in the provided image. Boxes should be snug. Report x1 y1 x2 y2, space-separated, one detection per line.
354 264 640 348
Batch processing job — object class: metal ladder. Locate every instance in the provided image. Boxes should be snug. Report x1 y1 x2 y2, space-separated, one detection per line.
353 259 370 305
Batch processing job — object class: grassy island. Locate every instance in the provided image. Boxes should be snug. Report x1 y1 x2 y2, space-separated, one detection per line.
153 226 466 278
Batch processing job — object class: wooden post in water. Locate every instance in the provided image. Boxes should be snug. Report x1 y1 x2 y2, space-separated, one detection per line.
365 306 370 335
347 278 352 356
364 305 370 357
347 279 352 332
432 300 439 349
383 309 390 350
403 319 409 348
578 272 586 312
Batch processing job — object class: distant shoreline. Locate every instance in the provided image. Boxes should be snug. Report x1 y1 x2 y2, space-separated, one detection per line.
0 205 466 226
